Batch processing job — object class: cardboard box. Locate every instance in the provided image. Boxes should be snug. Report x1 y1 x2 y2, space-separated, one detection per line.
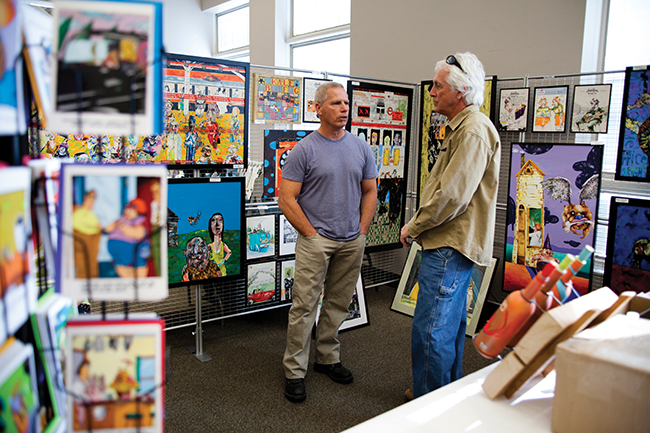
552 314 650 433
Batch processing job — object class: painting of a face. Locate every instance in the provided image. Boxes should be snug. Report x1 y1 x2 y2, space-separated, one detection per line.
185 236 209 271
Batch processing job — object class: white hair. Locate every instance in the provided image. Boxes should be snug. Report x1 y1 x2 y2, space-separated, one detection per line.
434 52 485 106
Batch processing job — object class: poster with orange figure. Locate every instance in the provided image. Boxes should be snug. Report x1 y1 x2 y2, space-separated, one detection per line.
532 86 569 133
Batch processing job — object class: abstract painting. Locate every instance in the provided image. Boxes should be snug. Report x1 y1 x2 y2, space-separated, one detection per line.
262 130 313 199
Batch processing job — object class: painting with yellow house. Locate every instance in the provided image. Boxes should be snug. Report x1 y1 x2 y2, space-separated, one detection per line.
65 318 165 433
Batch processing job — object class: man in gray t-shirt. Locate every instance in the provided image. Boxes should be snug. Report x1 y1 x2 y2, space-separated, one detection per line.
279 82 377 403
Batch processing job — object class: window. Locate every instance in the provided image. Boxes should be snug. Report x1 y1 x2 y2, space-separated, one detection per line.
216 4 250 61
290 0 350 76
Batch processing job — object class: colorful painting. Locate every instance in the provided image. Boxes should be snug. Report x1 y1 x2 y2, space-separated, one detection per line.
418 80 448 199
58 164 168 301
262 130 312 199
0 167 37 336
247 261 277 306
246 215 276 260
532 86 569 133
570 84 612 133
280 259 294 301
0 341 40 433
65 318 165 433
0 0 27 135
50 0 163 136
278 214 298 256
253 73 301 124
303 77 330 123
616 66 650 182
167 177 244 287
504 143 603 294
603 197 650 294
347 81 411 251
481 75 497 122
498 87 529 132
466 257 498 336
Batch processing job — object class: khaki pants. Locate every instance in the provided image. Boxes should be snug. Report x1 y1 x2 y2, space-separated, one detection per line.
283 233 365 379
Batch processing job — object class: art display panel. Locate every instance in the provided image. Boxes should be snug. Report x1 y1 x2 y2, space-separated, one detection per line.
504 143 603 294
57 164 168 300
50 0 163 136
246 215 276 261
532 86 569 133
603 197 650 294
167 177 244 287
616 66 650 182
253 73 302 124
262 130 313 199
247 261 277 306
302 77 330 123
65 318 165 433
498 87 529 132
347 81 412 251
570 84 612 133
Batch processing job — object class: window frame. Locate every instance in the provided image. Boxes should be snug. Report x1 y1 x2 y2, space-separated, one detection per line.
215 3 250 59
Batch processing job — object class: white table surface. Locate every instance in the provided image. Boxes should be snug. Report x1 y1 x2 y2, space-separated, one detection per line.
343 363 556 433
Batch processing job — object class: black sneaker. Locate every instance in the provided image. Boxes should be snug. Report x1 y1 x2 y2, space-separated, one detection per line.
314 362 353 384
285 378 306 403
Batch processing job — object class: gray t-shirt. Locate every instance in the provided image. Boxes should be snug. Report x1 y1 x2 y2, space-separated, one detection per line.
282 130 378 241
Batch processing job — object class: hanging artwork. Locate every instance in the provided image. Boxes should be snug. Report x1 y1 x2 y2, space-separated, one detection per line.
246 215 276 261
498 87 529 132
347 81 412 251
253 73 302 124
603 197 650 294
278 214 298 256
303 77 331 123
0 340 40 433
570 84 612 133
65 318 165 433
417 80 448 200
481 75 497 122
532 86 569 133
0 0 27 136
615 66 650 182
504 143 603 294
466 258 498 336
50 0 163 136
315 275 368 332
247 261 277 306
167 177 244 287
262 130 313 199
162 53 249 166
280 259 295 302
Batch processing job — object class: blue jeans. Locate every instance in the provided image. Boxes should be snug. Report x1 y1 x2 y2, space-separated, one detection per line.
412 247 474 398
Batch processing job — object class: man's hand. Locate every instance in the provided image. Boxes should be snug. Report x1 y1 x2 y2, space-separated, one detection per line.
400 224 413 247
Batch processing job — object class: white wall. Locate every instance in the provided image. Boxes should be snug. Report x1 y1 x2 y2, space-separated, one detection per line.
351 0 587 82
162 0 214 57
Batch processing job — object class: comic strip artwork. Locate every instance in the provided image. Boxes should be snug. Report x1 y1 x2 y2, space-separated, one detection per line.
279 214 298 256
253 73 301 124
167 178 244 287
570 84 612 133
348 81 412 250
603 197 650 294
532 86 569 133
58 164 168 301
616 66 650 182
65 319 165 433
246 215 275 261
280 259 295 301
498 88 529 132
505 143 603 294
303 78 330 123
418 80 448 199
262 130 313 199
247 261 277 306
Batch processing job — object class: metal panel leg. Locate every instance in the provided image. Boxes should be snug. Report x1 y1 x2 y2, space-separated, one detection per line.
187 284 212 362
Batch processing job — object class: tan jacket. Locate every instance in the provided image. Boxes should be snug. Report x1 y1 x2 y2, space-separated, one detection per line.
406 105 500 267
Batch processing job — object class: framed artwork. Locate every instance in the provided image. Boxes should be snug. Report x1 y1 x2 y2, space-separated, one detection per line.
481 75 497 122
532 86 569 133
162 53 249 167
570 84 612 133
316 274 368 332
57 164 168 301
603 197 650 294
504 143 603 295
615 66 650 182
280 259 295 302
167 177 244 287
390 242 422 316
50 0 163 136
303 77 331 123
278 214 298 256
65 318 165 433
0 0 27 136
0 340 40 433
22 2 53 126
0 167 37 336
247 261 277 306
417 80 448 199
347 80 412 251
253 73 302 124
246 215 276 260
466 257 498 336
498 87 529 132
262 130 313 199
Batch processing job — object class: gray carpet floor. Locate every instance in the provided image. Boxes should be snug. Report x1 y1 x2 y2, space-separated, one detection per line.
163 285 498 432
